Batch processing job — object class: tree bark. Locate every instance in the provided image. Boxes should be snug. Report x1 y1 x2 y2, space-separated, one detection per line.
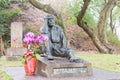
77 0 117 53
28 0 64 29
110 3 116 33
97 0 117 44
0 35 6 56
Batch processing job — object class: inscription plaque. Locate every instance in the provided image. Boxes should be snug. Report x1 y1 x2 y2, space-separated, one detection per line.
54 67 87 74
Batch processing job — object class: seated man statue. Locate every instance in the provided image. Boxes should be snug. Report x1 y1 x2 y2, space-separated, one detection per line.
40 14 83 63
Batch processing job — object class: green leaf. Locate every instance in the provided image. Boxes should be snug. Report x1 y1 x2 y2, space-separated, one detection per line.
27 56 33 60
35 54 40 60
21 57 25 64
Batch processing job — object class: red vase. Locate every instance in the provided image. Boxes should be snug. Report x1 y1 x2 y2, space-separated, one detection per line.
24 58 37 75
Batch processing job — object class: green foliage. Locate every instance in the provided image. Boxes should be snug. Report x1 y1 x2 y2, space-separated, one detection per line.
0 26 8 36
0 7 21 36
65 0 83 24
107 31 120 47
19 0 29 10
23 24 40 36
19 0 28 3
0 70 13 80
112 6 120 21
82 11 96 27
66 0 97 26
32 44 42 55
0 0 10 8
0 7 21 49
21 56 25 64
68 0 83 17
35 53 40 60
27 56 33 60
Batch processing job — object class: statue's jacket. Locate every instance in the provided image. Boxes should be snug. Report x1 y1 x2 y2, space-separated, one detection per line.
40 25 66 48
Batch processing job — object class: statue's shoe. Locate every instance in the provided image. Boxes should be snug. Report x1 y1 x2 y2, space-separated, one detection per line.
47 55 54 60
40 54 47 57
70 58 84 63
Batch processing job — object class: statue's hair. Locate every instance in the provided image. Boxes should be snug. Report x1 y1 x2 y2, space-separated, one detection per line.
44 14 54 19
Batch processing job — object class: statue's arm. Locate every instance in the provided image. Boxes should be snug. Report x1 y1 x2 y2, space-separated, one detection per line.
60 29 67 48
40 18 49 34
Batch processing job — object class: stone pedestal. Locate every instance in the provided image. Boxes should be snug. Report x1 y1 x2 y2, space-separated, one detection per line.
5 22 25 60
6 47 27 56
6 47 27 60
1 56 21 61
36 57 92 77
11 22 23 48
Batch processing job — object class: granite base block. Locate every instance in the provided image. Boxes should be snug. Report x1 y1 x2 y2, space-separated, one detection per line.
36 57 92 77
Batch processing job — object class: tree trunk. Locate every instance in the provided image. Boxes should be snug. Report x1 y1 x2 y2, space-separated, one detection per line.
78 22 110 53
110 4 116 33
77 0 117 53
0 35 6 56
28 0 64 29
97 0 117 44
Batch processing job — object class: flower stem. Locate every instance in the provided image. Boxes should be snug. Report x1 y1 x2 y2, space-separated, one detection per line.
28 44 30 50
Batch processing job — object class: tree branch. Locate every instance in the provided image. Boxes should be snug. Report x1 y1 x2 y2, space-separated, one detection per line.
77 0 92 36
97 0 117 44
77 0 91 24
29 0 64 29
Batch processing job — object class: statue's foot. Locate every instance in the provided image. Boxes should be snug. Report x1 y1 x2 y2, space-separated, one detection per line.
70 58 84 63
47 55 54 60
40 54 47 57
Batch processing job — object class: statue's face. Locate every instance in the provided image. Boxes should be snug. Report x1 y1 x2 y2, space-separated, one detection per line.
48 18 55 27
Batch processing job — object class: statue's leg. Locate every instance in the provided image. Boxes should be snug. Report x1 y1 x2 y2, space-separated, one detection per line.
52 44 83 63
52 44 68 57
41 34 53 60
67 49 84 63
67 49 76 59
45 39 54 60
52 45 76 58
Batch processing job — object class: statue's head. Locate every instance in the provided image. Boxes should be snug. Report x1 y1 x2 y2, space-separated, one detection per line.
45 14 55 27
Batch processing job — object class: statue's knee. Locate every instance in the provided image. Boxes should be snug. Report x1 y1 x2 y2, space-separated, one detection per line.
68 48 73 53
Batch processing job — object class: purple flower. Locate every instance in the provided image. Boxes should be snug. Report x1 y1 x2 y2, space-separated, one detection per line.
23 32 48 45
23 32 35 45
35 34 48 44
24 32 34 38
13 37 17 41
41 34 48 41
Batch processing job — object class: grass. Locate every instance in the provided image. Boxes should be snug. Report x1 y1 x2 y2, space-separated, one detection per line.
0 70 13 80
0 60 22 67
0 58 22 80
76 53 120 73
107 31 120 47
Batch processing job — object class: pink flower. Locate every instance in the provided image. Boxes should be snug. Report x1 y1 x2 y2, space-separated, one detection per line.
13 37 17 41
23 32 35 45
35 34 48 44
24 32 34 38
41 34 48 41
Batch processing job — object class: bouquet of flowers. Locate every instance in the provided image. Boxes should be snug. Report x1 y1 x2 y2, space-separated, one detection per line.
21 32 48 64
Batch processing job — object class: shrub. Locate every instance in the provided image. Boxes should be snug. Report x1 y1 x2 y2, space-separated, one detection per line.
0 7 21 47
0 0 10 8
107 31 120 47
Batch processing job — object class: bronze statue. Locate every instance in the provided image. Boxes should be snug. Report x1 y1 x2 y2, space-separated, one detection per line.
40 14 83 63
